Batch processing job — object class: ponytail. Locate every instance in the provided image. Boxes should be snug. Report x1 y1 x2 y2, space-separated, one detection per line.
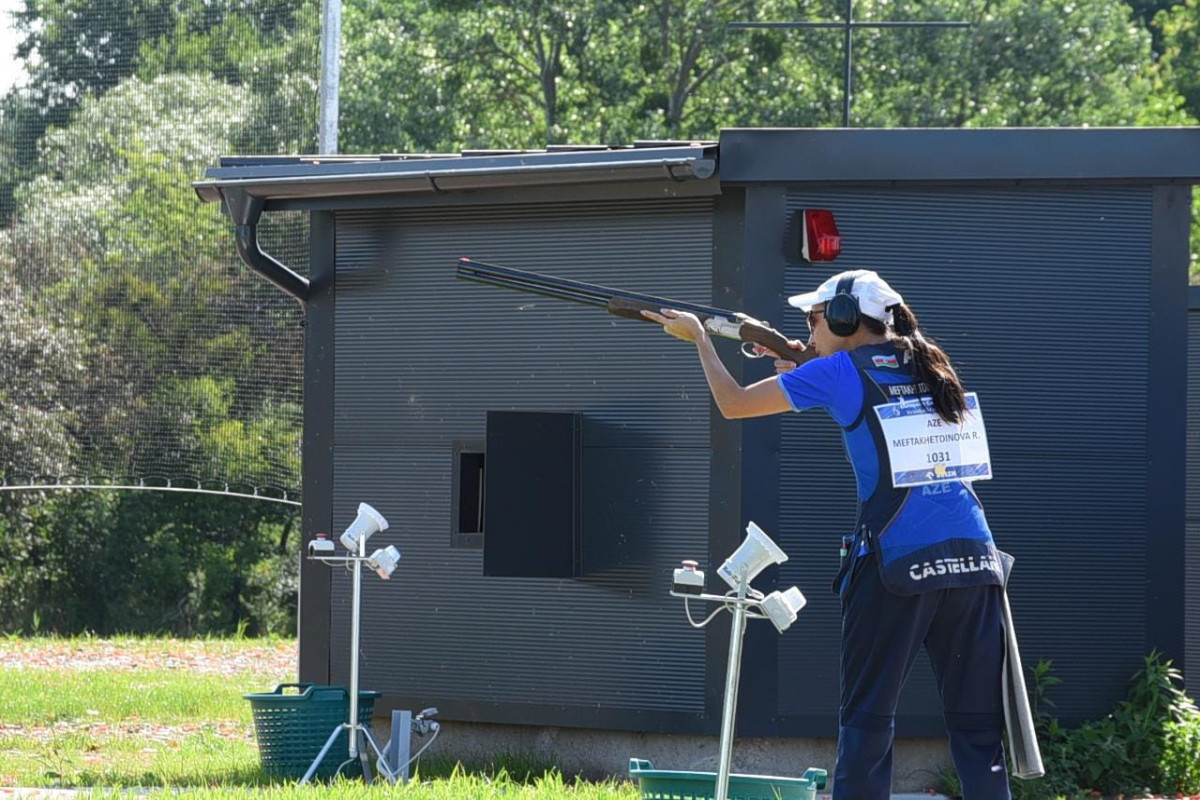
891 304 967 424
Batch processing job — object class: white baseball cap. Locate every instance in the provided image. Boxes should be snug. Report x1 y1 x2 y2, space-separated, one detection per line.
787 270 904 326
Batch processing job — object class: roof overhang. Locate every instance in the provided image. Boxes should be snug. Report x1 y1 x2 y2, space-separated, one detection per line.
194 145 720 205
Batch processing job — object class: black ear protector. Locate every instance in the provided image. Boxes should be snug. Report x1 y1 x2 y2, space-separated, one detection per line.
824 274 861 337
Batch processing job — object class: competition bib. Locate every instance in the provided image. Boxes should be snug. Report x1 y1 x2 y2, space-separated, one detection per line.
873 392 992 488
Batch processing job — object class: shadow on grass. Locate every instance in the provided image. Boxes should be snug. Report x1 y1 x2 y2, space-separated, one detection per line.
64 765 274 788
52 752 602 790
414 753 593 786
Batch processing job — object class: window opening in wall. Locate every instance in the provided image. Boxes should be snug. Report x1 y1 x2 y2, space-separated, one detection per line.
451 442 485 549
459 452 485 533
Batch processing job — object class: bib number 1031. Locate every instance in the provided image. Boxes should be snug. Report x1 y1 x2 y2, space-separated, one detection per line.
873 393 992 489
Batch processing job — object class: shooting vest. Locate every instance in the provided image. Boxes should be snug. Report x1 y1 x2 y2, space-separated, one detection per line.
841 343 1003 596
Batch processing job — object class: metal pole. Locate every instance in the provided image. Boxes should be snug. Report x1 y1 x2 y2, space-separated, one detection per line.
348 531 363 759
318 0 341 154
299 548 400 785
715 575 750 800
843 0 853 127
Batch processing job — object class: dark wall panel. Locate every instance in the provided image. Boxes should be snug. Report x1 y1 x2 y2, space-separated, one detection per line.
330 198 715 728
1187 302 1199 695
775 187 1155 727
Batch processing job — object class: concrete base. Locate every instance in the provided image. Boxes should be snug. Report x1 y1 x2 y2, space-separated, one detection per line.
372 718 956 795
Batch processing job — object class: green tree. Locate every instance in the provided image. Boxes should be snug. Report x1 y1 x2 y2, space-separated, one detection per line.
1155 0 1200 119
13 0 309 115
3 74 303 487
8 0 220 215
341 0 630 150
453 1 595 143
338 0 471 152
616 0 796 135
0 490 297 636
1128 0 1188 51
0 91 44 226
0 266 83 480
4 0 317 222
1152 0 1200 282
339 0 810 150
1 2 312 639
135 0 319 153
795 0 1168 127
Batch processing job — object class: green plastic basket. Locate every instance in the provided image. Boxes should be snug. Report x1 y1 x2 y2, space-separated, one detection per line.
628 758 828 800
244 683 382 781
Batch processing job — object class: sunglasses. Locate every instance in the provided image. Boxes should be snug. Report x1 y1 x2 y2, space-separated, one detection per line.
805 308 826 331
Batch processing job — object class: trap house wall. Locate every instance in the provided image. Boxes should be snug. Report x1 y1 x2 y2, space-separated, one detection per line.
195 128 1200 742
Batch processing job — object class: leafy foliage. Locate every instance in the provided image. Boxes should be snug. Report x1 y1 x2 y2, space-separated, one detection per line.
0 11 309 640
1010 653 1200 799
3 73 303 489
1150 0 1200 281
337 0 1199 148
0 267 84 477
1156 0 1200 117
0 490 297 637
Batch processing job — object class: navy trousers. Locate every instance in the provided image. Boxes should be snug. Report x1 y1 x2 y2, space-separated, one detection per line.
834 551 1010 800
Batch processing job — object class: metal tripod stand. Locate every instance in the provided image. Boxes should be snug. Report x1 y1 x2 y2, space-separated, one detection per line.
672 574 758 800
300 534 396 784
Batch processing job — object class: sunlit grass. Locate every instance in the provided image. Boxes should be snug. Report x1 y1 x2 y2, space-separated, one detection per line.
0 729 268 788
0 669 276 723
0 636 641 798
27 773 641 799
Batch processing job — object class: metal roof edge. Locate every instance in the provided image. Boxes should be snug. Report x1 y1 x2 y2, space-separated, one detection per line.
718 127 1200 183
194 146 718 204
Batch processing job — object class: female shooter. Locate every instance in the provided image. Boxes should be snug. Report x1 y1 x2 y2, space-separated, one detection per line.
642 270 1010 800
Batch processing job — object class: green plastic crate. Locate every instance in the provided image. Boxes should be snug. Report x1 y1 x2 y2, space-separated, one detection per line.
244 683 382 781
628 758 828 800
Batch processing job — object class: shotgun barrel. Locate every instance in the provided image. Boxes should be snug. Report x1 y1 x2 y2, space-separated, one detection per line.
455 258 809 365
455 258 737 319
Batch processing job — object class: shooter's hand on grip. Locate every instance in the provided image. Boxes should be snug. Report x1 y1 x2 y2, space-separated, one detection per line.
737 321 809 366
750 340 809 373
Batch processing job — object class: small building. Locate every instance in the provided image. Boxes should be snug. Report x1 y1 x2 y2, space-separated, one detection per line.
197 128 1200 783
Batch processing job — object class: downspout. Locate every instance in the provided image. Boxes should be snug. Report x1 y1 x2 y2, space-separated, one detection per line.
222 188 311 307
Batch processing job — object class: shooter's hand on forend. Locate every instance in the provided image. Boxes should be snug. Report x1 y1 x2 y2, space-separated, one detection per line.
641 308 706 344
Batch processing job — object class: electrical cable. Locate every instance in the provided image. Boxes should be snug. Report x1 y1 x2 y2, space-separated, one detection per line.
684 593 767 627
684 597 726 628
373 717 442 782
404 723 441 772
375 722 442 781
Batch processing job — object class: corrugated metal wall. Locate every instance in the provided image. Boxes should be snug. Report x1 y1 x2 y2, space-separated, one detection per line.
329 198 716 724
775 187 1155 727
1188 295 1199 696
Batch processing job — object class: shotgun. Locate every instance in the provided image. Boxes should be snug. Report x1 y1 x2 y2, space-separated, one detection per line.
456 258 810 365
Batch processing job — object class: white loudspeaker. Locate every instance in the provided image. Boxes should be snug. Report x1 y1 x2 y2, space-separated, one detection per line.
340 502 389 552
717 521 788 589
367 545 401 580
761 586 807 633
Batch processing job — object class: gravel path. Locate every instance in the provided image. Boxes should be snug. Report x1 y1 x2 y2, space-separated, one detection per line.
0 639 296 676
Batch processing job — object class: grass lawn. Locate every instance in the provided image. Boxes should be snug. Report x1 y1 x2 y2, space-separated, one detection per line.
0 636 639 799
